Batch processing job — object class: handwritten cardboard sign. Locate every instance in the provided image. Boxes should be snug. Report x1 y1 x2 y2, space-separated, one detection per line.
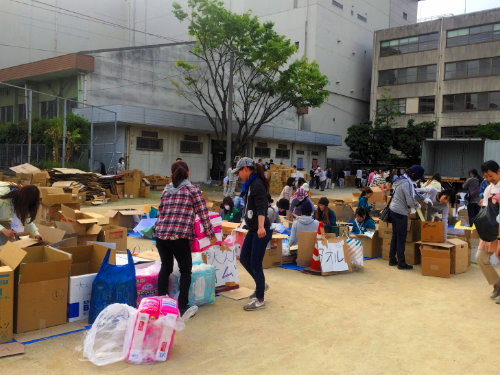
204 245 239 287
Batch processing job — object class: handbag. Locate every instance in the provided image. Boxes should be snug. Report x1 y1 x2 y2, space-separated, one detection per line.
473 198 499 242
379 205 390 223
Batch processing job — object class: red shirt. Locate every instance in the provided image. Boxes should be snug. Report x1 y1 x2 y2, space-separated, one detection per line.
155 183 215 241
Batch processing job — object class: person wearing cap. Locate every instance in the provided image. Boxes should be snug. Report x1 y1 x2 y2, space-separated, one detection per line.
233 157 272 311
388 165 424 270
315 197 337 233
289 187 315 219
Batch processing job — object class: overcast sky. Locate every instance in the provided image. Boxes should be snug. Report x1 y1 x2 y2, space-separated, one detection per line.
417 0 500 20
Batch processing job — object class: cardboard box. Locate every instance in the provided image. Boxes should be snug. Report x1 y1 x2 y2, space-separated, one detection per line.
58 244 115 322
122 169 143 199
98 225 127 252
263 235 285 269
116 182 125 198
332 204 355 222
15 245 72 333
139 186 150 198
221 221 241 236
106 208 144 229
419 239 469 278
39 187 81 206
421 221 445 243
296 231 317 267
356 231 382 258
378 220 420 242
60 205 101 234
0 243 26 343
368 186 386 204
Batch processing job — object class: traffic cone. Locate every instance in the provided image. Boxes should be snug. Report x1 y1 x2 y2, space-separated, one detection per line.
303 222 324 275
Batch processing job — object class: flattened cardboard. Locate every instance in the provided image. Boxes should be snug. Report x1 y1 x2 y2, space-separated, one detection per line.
10 163 41 174
296 231 317 267
15 246 72 334
0 342 25 358
220 287 253 300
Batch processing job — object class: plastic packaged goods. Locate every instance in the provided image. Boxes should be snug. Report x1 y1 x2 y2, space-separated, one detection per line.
126 296 180 364
194 212 223 237
89 250 137 324
135 260 161 306
169 261 216 307
190 230 223 252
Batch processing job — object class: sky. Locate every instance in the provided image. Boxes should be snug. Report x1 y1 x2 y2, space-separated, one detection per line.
417 0 500 20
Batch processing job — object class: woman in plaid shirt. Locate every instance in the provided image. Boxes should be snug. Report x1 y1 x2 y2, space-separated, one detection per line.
155 161 216 316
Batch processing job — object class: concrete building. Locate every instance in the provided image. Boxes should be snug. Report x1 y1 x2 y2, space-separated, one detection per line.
0 0 420 168
371 7 500 138
0 44 340 182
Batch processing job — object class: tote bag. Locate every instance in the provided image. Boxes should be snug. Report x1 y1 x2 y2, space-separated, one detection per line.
474 198 500 242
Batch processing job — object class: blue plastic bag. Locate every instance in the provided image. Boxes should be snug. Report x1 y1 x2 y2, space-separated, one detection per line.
89 249 137 324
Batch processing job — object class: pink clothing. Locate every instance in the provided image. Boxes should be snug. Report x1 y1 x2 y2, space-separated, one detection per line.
367 172 376 186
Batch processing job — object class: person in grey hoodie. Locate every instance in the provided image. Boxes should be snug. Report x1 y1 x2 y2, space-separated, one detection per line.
289 203 319 247
388 165 424 270
415 187 455 238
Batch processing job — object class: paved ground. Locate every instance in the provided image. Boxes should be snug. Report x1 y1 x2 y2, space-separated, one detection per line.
4 185 500 374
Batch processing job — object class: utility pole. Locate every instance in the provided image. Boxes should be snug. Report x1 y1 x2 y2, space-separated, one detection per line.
225 52 234 173
62 99 67 167
27 90 32 163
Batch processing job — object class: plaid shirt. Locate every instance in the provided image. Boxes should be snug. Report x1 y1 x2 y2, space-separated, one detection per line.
155 184 215 241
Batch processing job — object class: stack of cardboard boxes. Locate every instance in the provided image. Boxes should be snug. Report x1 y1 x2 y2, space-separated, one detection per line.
38 187 85 224
147 174 172 191
380 220 421 265
418 221 469 278
120 170 150 199
9 164 50 187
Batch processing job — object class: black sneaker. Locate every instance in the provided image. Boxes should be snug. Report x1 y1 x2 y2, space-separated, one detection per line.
398 264 413 270
389 260 398 266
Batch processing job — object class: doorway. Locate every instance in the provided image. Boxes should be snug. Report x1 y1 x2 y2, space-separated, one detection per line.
211 140 226 180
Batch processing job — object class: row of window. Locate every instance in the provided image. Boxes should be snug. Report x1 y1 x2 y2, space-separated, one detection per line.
377 91 500 115
0 100 77 123
443 91 500 112
380 33 439 57
379 56 500 86
380 22 500 57
447 22 500 47
378 65 436 86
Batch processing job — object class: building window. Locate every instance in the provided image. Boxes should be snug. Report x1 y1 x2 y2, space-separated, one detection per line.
418 96 435 113
379 64 437 86
0 106 13 123
276 144 290 159
445 57 500 80
18 103 26 121
447 22 500 47
403 12 408 20
40 100 57 119
357 14 367 23
295 41 300 49
380 32 439 57
311 151 319 156
254 147 270 158
332 0 343 9
296 150 305 155
180 135 203 154
441 126 477 138
137 138 163 151
443 91 500 112
377 98 406 115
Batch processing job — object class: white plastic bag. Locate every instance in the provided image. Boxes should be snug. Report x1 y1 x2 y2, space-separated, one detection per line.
83 303 137 366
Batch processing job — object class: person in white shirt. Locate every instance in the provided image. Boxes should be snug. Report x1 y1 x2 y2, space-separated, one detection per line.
415 187 455 238
355 169 363 188
224 164 238 197
318 168 327 191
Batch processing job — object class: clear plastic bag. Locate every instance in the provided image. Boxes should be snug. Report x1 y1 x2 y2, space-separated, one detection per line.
83 303 137 366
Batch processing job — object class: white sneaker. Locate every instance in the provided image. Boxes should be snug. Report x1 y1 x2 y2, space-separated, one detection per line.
244 299 265 311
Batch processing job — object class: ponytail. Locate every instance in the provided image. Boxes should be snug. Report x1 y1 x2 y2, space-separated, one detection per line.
252 163 269 192
171 161 189 188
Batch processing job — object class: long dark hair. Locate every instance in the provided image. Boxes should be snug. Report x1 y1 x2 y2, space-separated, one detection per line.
249 163 269 191
1 185 40 225
171 161 189 188
355 207 371 222
431 173 442 182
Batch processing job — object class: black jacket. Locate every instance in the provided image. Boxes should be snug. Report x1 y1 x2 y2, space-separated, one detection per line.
243 176 270 232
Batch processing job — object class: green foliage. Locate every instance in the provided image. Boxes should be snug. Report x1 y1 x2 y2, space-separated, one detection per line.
375 88 401 128
345 121 393 164
475 122 500 140
172 0 329 157
392 119 435 165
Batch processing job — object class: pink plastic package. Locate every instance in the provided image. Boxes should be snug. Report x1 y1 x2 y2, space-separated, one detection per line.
190 230 223 253
126 296 180 364
194 212 223 238
135 262 160 306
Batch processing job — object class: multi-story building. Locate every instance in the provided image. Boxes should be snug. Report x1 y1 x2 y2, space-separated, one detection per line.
371 7 500 139
0 0 420 169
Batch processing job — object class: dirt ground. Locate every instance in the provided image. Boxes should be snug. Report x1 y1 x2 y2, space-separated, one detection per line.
3 186 500 374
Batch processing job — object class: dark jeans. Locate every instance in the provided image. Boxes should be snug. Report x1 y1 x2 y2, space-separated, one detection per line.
240 229 272 301
355 178 361 188
320 180 326 191
315 176 320 189
389 210 408 266
467 203 480 227
156 238 192 310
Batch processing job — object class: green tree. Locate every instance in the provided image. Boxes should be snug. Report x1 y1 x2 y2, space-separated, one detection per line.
392 119 435 165
475 122 500 140
172 0 329 157
345 121 393 164
375 88 401 128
